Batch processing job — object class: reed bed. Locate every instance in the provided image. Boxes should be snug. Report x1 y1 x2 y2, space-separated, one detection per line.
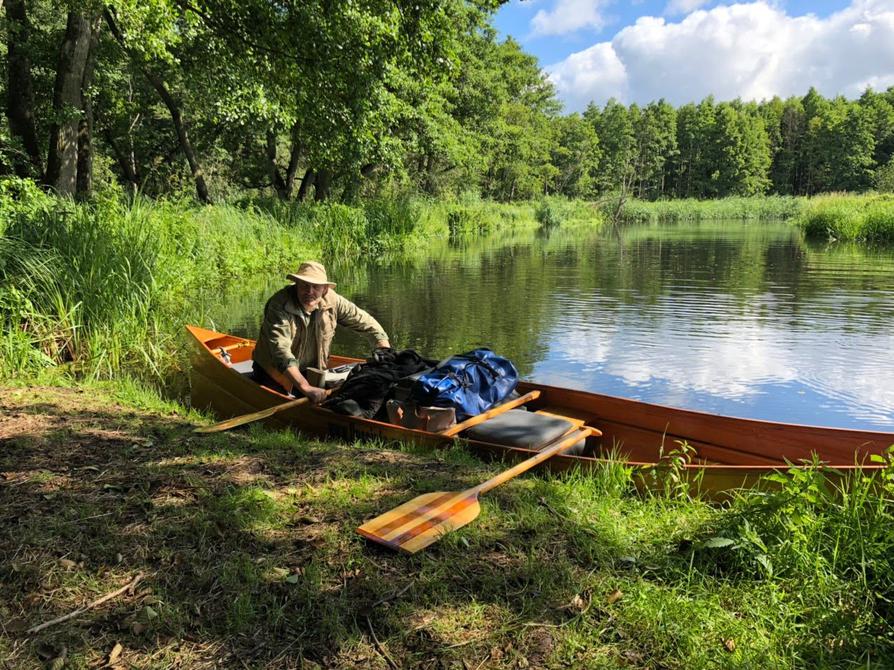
0 179 317 382
614 196 802 223
799 193 894 242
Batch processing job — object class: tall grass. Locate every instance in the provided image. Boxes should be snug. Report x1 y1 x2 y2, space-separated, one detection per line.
614 196 802 223
535 196 603 230
0 182 552 384
688 452 894 664
799 193 894 242
0 179 317 381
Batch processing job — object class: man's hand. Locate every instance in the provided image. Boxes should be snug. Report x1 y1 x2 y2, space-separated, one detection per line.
301 385 328 405
370 346 395 364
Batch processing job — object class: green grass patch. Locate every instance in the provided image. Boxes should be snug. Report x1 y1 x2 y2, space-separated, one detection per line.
2 383 893 668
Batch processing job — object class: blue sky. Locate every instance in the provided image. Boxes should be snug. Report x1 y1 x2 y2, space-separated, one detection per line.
491 1 894 111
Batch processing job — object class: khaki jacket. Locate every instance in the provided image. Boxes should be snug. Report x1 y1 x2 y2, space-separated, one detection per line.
252 285 388 376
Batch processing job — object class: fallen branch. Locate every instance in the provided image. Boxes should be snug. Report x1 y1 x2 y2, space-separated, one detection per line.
366 615 398 670
27 573 144 634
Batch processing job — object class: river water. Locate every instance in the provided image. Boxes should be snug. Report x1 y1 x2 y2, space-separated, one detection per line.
211 220 894 431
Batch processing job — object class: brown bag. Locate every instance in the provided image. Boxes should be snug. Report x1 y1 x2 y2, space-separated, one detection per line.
386 399 456 432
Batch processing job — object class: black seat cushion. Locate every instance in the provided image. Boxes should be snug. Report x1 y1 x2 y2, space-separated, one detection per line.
463 409 574 449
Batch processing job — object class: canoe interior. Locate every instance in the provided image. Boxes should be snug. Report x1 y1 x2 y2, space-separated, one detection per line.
186 325 893 495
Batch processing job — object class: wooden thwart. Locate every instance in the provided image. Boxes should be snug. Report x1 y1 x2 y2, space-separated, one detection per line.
439 390 541 437
358 426 598 553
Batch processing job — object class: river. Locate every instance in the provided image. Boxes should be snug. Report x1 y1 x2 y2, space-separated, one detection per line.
210 220 894 431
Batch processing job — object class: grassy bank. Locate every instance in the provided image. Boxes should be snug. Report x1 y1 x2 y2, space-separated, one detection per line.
799 193 894 242
0 181 552 385
2 382 893 669
613 196 802 224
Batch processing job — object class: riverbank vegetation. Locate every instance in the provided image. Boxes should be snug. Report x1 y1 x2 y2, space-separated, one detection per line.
2 384 892 668
0 179 551 383
613 196 802 224
799 193 894 242
6 180 894 386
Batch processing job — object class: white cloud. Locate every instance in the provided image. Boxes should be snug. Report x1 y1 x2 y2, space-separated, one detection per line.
546 42 629 110
664 0 712 16
531 0 611 36
545 0 894 112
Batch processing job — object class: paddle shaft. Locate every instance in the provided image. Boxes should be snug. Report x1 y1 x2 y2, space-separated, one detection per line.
194 390 331 433
440 390 541 437
473 427 597 495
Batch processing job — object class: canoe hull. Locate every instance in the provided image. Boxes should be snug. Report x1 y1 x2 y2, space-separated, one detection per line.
187 325 893 497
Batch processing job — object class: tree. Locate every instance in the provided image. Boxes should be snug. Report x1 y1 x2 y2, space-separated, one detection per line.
45 11 93 197
711 102 771 196
632 99 677 199
859 88 894 173
478 37 559 201
548 113 600 197
670 97 716 198
803 95 875 193
5 0 44 178
768 96 805 194
588 99 636 198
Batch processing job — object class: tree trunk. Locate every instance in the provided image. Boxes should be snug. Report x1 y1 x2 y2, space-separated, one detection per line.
103 8 212 204
297 168 315 201
46 12 91 196
314 169 331 201
103 128 140 193
283 122 303 198
265 129 289 199
6 0 44 178
143 70 211 203
76 17 101 199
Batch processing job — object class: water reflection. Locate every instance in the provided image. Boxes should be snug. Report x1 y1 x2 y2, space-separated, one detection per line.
209 221 894 430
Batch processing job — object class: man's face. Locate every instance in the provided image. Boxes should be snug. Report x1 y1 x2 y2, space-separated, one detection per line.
296 279 327 311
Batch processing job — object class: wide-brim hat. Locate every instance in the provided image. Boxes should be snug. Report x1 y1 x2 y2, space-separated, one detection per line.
286 261 336 287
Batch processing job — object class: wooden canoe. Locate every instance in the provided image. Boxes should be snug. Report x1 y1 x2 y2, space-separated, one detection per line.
187 325 894 497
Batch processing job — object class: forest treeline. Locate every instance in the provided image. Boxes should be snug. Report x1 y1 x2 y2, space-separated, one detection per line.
3 0 894 205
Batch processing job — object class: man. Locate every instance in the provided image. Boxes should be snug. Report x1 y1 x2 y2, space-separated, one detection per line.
252 261 390 404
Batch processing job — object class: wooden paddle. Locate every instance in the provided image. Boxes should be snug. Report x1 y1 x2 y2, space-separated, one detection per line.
357 426 597 553
193 389 331 434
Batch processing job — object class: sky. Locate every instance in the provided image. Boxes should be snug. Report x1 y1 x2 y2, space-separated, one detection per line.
493 0 894 112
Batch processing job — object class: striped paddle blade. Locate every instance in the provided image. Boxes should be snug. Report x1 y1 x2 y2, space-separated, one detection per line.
357 490 482 554
357 427 597 554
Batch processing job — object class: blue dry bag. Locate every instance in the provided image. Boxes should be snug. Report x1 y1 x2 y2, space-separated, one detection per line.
410 348 519 420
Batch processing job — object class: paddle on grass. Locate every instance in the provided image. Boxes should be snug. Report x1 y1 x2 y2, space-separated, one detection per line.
193 389 332 434
357 426 598 553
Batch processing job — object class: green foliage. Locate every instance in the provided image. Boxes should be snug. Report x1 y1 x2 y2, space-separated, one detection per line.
548 113 600 197
876 156 894 193
800 193 894 242
534 198 562 229
0 180 315 380
691 453 894 663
